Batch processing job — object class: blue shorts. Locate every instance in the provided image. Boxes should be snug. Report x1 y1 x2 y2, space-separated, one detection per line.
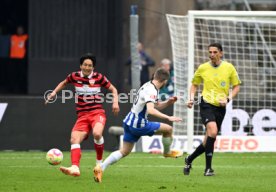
123 122 161 143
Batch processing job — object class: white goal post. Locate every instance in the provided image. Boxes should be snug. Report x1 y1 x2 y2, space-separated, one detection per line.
167 11 276 154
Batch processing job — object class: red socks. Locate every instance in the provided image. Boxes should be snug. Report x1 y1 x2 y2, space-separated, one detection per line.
94 137 104 161
71 144 81 167
70 137 104 166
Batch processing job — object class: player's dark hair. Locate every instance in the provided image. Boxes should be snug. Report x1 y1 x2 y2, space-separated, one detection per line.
153 68 170 82
208 43 223 51
80 53 96 66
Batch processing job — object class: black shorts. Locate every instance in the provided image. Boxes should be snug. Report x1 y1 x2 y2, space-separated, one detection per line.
200 97 226 132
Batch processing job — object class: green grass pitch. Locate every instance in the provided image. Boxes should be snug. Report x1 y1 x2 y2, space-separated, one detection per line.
1 151 276 192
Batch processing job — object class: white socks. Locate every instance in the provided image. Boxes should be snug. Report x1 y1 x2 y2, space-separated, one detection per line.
162 137 173 154
101 150 123 171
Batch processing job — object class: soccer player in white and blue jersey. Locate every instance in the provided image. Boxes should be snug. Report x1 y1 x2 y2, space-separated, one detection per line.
93 68 182 183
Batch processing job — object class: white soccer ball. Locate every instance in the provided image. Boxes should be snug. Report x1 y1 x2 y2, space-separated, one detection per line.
46 148 63 165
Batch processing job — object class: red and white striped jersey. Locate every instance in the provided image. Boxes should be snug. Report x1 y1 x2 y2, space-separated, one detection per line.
66 71 111 115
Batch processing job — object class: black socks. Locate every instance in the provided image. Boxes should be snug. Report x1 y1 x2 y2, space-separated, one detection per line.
187 143 205 163
205 136 216 170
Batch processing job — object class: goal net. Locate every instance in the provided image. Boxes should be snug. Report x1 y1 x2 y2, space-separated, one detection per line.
167 11 276 152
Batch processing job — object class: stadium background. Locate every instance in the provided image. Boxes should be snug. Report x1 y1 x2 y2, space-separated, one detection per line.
0 0 275 151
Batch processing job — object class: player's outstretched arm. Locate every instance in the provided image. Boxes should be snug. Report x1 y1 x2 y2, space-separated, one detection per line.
108 84 120 116
45 79 67 105
167 116 182 122
147 102 182 122
155 96 177 111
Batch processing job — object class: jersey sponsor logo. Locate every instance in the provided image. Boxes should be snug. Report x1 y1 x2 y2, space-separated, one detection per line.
75 86 101 95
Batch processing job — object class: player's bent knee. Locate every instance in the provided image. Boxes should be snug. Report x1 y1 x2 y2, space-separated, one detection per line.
166 125 173 132
166 127 173 135
160 123 172 130
93 133 102 140
159 123 172 136
70 137 79 144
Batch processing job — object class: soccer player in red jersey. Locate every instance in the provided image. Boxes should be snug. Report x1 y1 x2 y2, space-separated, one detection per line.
45 53 120 177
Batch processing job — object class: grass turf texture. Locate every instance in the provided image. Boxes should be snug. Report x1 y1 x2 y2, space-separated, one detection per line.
0 151 275 192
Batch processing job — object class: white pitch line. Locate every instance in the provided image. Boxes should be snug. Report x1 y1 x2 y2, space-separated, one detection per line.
0 155 275 160
1 164 276 169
